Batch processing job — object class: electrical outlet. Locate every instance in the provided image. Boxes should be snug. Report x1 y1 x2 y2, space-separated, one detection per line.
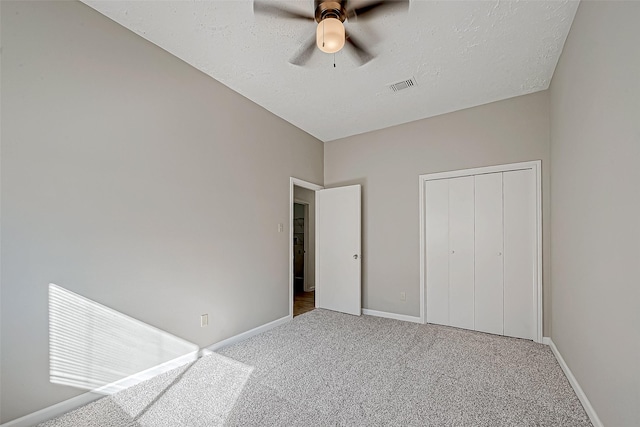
200 314 208 327
278 223 284 232
400 292 406 301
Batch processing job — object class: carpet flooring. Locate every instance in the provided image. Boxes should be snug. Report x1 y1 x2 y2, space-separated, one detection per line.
40 309 592 426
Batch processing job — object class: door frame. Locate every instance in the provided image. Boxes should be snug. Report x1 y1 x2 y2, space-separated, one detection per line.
419 160 543 342
290 177 323 318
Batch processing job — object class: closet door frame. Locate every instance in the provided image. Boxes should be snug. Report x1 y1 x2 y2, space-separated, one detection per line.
419 160 542 343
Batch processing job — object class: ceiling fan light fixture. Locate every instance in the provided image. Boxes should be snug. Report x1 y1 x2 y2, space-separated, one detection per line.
316 17 345 53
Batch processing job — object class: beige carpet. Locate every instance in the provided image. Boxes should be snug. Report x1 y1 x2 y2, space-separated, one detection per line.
40 309 592 426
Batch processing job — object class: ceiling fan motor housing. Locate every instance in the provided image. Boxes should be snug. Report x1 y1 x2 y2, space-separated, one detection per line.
315 0 347 23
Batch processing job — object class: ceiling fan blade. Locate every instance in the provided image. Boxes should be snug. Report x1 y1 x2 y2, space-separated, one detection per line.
253 1 315 21
346 32 375 65
289 35 317 66
347 0 409 20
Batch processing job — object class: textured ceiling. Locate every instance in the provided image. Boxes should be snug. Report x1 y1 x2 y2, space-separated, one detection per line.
82 0 579 142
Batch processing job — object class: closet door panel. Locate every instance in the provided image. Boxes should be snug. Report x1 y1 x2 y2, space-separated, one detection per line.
448 176 475 330
474 173 504 335
425 180 449 325
503 169 536 340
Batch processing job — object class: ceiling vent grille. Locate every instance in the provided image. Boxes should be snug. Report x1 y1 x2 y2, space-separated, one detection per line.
389 78 416 92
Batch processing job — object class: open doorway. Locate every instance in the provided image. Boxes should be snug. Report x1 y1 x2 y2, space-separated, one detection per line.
290 178 322 318
293 192 315 316
293 201 314 316
290 178 362 318
293 202 307 290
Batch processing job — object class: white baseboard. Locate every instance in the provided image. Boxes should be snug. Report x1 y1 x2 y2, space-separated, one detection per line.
543 337 603 427
362 308 423 324
0 351 200 427
206 314 291 352
93 350 200 395
0 391 102 427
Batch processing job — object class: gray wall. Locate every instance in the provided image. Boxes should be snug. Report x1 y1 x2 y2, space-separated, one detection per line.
0 2 3 421
0 1 322 423
549 2 640 426
293 186 316 291
325 91 551 332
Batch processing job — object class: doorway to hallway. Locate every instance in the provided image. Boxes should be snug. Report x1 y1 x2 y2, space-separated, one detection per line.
293 290 315 317
292 193 315 317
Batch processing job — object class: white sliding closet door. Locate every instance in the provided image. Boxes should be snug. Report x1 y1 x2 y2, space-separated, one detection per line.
425 180 449 326
503 170 536 340
421 161 541 342
474 173 504 335
448 177 474 330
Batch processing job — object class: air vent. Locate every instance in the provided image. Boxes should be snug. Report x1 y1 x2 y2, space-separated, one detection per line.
389 78 417 92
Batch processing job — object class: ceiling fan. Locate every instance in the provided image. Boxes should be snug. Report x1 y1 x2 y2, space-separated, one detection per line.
253 0 409 66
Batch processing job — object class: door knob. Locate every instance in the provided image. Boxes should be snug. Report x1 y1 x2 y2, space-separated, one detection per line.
353 254 359 259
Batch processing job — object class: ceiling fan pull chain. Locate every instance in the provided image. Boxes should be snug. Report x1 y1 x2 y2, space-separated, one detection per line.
334 53 336 68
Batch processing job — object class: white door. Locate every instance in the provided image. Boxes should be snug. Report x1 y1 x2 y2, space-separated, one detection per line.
316 185 361 316
503 169 536 340
421 162 541 342
448 176 475 330
425 179 450 325
474 173 504 335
